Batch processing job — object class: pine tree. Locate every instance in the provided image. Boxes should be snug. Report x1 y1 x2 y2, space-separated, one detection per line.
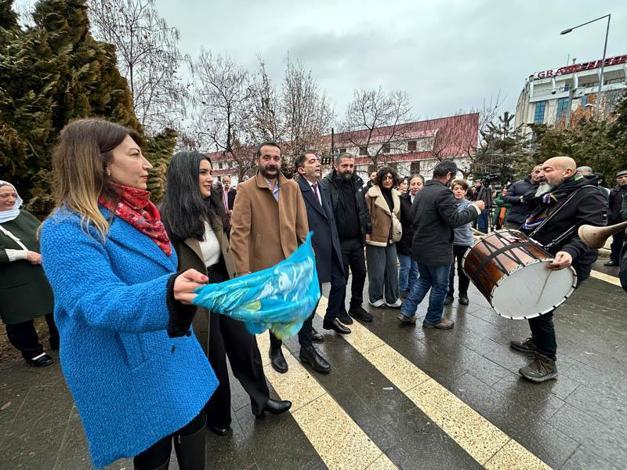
471 112 532 184
0 0 141 213
144 128 178 203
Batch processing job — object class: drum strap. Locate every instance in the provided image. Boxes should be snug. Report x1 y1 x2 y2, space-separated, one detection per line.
471 241 533 278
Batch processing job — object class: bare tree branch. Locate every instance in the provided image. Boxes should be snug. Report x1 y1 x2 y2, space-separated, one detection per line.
88 0 188 134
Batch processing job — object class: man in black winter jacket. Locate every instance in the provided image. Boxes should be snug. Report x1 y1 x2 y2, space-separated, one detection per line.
605 169 627 267
503 164 543 229
511 156 608 382
398 160 484 329
321 153 373 323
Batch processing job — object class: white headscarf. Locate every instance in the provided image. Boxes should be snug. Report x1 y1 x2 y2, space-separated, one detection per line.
0 180 23 224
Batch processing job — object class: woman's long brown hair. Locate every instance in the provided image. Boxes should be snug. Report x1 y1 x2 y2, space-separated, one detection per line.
51 118 141 238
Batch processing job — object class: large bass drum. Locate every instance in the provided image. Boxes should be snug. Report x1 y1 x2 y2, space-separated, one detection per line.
463 230 577 320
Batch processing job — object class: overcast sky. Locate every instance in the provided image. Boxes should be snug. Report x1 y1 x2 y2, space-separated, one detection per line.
152 0 625 121
13 0 626 122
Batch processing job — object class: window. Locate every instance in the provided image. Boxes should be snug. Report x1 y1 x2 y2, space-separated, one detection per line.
407 140 417 152
410 161 421 174
382 142 391 154
556 97 569 122
534 101 546 124
339 148 346 154
359 145 368 155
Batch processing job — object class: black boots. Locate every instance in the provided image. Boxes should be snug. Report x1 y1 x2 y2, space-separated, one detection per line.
173 414 207 470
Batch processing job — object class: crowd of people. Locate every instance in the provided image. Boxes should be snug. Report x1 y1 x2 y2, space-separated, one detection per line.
1 117 625 469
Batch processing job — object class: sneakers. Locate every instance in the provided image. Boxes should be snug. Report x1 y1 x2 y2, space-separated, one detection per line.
459 295 469 306
519 354 558 382
338 310 354 325
397 313 416 325
510 337 536 354
385 299 402 309
26 353 54 368
349 306 373 323
369 299 385 308
422 319 455 330
443 296 454 306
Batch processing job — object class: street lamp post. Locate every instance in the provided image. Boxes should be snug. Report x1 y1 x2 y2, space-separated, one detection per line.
561 13 611 116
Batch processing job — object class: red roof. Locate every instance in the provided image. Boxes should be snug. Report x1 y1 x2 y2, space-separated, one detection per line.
206 112 479 168
327 113 479 158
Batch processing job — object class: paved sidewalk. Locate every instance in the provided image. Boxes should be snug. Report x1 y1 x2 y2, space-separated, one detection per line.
1 272 625 469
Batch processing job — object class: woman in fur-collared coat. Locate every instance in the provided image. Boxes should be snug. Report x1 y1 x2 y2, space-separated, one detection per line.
364 167 402 309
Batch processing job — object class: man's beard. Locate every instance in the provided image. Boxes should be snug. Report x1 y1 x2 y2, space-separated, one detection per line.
535 182 553 197
340 171 353 181
260 166 279 178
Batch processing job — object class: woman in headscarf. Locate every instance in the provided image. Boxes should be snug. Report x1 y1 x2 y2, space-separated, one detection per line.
0 180 58 367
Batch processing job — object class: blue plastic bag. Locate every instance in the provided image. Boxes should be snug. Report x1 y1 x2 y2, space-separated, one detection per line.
192 232 321 339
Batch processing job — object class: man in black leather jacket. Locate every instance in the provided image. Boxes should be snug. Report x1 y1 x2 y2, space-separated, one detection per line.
321 153 373 323
511 156 608 382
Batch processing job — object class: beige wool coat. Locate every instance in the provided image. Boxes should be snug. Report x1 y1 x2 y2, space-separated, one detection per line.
365 185 401 247
230 172 309 274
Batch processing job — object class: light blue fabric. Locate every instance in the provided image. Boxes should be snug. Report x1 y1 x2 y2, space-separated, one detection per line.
453 198 474 246
193 232 321 339
40 207 217 469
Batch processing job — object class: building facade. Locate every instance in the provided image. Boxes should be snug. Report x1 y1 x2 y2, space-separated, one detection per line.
209 113 480 184
515 54 627 135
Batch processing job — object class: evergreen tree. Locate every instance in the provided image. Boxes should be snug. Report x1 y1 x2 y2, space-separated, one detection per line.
471 112 532 184
0 0 140 213
144 128 177 203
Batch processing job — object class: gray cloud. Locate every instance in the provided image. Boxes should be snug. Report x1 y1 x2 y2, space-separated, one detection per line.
16 0 627 121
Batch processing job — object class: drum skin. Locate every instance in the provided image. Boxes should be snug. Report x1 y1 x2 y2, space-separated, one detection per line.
463 230 576 319
464 231 550 300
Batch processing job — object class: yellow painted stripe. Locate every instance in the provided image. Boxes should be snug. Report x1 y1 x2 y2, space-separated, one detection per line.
256 333 397 469
315 297 550 469
591 269 621 286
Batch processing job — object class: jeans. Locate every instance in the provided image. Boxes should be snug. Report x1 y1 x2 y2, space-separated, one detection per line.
366 243 400 303
398 253 419 293
341 238 367 309
400 263 451 325
447 245 470 297
527 262 591 361
477 211 489 233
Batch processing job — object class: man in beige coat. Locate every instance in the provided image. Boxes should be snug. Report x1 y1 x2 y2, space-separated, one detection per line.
230 142 330 374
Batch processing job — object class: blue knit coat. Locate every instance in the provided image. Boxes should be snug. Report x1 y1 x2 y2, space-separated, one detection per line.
40 208 218 468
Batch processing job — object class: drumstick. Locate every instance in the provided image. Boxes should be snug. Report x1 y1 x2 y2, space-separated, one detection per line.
536 269 552 305
471 227 485 237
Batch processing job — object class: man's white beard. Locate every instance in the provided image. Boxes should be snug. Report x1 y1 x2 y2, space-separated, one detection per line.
535 182 553 197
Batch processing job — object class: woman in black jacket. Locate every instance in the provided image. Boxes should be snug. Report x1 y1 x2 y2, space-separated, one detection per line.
161 151 291 436
398 175 424 296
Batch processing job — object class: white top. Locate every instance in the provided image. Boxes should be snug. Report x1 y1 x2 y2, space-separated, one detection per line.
199 221 221 267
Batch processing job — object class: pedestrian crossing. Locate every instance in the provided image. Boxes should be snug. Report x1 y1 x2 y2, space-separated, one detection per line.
257 296 551 470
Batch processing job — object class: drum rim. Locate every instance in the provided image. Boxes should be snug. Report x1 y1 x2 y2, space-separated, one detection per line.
488 259 578 320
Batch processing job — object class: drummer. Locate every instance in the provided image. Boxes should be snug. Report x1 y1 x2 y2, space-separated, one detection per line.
511 156 607 382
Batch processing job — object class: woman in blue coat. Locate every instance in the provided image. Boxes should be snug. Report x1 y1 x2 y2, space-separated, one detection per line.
40 118 218 470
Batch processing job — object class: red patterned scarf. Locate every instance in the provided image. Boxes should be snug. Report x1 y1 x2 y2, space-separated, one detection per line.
99 183 172 256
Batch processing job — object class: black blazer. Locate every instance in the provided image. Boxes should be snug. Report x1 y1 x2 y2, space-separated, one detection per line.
411 180 479 266
397 193 414 256
220 188 237 211
297 176 344 283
